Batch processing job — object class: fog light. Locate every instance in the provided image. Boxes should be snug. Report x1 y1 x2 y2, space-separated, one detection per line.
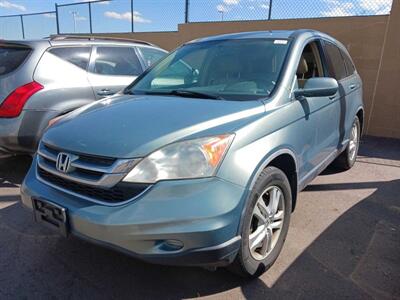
159 239 184 251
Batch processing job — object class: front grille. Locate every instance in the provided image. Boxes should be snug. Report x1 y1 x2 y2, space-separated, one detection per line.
41 155 104 180
38 167 148 203
43 144 116 167
36 142 141 204
78 154 116 167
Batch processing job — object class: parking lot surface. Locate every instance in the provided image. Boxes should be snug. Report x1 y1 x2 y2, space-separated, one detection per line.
0 136 399 299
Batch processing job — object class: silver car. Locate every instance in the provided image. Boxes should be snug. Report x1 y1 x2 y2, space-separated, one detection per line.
0 36 167 158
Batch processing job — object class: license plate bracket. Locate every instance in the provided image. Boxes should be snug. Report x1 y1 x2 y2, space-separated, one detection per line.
32 198 69 237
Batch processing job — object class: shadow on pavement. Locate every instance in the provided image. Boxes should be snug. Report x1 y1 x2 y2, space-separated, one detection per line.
358 136 400 161
0 156 32 187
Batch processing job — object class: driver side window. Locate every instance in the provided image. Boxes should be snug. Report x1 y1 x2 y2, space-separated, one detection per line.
296 41 324 88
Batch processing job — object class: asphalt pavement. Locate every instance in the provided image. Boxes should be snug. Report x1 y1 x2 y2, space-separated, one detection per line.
0 136 399 299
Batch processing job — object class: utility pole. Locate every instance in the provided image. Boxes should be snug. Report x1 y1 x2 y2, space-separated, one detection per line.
217 8 224 21
70 11 78 33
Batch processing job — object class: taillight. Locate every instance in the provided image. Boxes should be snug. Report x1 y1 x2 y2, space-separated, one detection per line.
0 81 43 118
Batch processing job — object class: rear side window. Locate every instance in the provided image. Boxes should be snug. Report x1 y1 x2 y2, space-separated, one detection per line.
0 45 31 76
93 47 143 76
323 42 347 80
341 50 356 76
138 47 166 68
48 47 91 70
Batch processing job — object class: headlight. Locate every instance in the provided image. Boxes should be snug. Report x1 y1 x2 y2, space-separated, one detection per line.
123 134 234 183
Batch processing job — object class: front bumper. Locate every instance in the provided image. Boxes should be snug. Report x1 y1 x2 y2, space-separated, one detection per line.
21 158 248 266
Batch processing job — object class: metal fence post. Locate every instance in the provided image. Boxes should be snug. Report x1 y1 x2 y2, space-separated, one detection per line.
88 1 93 33
131 0 134 32
185 0 190 23
55 3 60 34
268 0 273 20
20 15 25 39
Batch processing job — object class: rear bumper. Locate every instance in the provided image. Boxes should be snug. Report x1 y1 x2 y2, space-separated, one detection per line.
21 157 248 266
0 114 23 154
0 110 56 155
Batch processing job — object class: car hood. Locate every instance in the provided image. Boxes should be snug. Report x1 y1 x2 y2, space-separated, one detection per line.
42 95 265 158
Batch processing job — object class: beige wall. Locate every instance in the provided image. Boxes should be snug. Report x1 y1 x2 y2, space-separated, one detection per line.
94 1 399 139
367 0 400 138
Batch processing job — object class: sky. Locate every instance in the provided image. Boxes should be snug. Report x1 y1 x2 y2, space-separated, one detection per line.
0 0 394 40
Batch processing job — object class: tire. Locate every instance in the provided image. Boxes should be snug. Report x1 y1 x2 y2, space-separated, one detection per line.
333 116 360 170
229 166 292 277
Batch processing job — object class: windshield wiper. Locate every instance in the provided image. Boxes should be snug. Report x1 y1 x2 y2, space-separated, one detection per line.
126 89 223 100
169 89 223 100
141 89 222 100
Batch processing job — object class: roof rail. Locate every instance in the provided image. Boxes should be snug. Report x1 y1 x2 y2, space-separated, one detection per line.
48 35 156 46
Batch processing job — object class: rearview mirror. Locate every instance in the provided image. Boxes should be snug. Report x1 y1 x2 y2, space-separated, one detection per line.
294 77 338 99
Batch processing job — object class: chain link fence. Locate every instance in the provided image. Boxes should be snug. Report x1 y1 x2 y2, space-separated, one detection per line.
0 15 22 39
56 0 185 34
269 0 393 19
0 0 393 39
189 0 272 22
57 2 91 34
0 11 57 39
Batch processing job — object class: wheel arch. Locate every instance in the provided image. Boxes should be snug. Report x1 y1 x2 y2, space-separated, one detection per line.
236 148 299 237
248 148 299 212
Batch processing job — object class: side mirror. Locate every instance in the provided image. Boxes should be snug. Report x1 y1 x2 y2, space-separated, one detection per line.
294 77 338 99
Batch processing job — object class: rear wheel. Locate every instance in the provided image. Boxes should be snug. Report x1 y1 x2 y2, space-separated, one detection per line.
229 167 292 277
334 116 360 170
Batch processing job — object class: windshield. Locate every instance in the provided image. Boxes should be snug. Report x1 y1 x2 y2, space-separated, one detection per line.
126 38 290 101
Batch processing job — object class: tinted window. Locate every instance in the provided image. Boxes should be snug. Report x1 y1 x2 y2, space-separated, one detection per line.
153 48 207 85
139 47 166 68
128 39 291 101
341 50 356 76
324 42 347 80
48 47 91 70
94 47 142 76
0 45 31 76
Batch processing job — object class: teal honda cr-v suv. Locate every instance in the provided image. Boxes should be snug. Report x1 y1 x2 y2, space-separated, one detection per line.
21 30 364 277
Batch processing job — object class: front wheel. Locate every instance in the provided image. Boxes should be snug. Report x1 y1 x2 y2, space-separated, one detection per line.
229 167 292 277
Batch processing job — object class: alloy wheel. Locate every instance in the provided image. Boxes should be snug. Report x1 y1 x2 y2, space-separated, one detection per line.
248 185 285 261
349 122 359 162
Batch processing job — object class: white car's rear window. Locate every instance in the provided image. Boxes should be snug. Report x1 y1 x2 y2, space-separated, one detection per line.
0 45 31 76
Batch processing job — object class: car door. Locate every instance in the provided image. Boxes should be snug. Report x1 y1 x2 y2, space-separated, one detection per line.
339 47 362 142
321 41 351 151
294 40 341 176
88 46 144 99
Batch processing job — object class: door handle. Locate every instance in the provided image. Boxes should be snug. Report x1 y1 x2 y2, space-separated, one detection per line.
97 89 115 96
349 84 356 90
